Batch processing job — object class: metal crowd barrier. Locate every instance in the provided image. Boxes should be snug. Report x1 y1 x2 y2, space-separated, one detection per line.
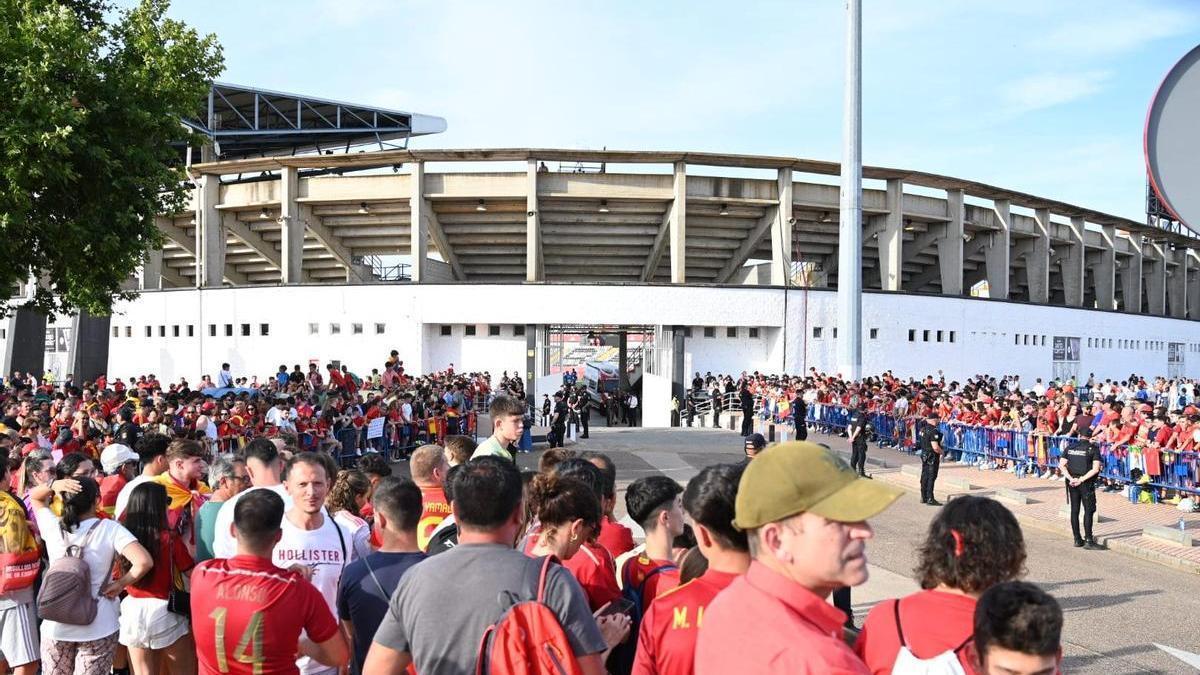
793 403 1200 497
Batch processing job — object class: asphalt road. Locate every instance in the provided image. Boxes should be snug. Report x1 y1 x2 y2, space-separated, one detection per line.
391 423 1200 673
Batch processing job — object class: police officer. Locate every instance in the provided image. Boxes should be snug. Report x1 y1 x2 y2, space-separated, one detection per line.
918 411 943 506
739 384 755 436
549 391 568 448
847 404 871 478
579 391 591 438
792 389 808 441
1059 426 1103 550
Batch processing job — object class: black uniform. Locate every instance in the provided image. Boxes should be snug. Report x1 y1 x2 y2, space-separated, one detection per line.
549 399 568 448
739 389 755 436
918 420 943 504
792 395 808 441
1063 438 1101 545
847 409 870 476
711 388 723 428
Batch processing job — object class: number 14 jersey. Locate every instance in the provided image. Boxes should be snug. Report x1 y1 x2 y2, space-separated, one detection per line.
191 554 339 675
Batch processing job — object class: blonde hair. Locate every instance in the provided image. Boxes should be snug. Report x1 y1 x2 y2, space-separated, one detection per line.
326 469 371 518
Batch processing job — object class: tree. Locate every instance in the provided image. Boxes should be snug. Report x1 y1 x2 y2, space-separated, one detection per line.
0 0 223 316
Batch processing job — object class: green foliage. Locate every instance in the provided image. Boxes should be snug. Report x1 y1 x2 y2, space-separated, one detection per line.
0 0 222 317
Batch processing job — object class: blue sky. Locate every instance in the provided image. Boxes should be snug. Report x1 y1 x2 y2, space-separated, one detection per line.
153 0 1199 221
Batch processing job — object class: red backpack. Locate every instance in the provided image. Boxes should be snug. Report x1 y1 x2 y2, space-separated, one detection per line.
475 556 584 675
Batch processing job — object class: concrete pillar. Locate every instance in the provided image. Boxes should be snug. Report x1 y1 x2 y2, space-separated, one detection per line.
280 166 304 284
69 312 110 386
1188 251 1200 320
985 199 1011 298
1026 208 1051 304
1169 248 1189 319
410 162 428 283
525 160 542 282
196 175 224 288
770 168 793 286
876 179 903 291
937 189 965 295
1146 242 1167 316
140 249 163 290
1094 225 1117 310
2 307 46 379
1121 237 1143 313
1061 216 1085 307
670 162 687 284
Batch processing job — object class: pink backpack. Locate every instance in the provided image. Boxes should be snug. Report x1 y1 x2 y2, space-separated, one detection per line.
37 521 114 625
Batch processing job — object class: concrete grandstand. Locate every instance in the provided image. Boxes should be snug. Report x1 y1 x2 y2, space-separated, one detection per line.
5 86 1199 418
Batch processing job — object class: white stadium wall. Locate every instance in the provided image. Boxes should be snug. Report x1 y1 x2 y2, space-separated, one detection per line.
82 284 1200 396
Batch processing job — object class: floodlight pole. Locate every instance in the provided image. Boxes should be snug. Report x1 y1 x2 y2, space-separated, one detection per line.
837 0 863 382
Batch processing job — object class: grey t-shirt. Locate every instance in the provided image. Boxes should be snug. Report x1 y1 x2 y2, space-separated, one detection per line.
373 543 606 674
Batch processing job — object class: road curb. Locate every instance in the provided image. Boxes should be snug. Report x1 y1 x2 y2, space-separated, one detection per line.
872 471 1200 577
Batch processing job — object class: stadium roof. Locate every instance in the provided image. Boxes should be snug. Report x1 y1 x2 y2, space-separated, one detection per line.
180 82 447 160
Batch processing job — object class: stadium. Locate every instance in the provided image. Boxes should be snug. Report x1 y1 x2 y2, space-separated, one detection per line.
7 82 1199 426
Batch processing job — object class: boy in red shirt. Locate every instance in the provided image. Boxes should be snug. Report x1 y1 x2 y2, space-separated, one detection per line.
581 452 637 558
191 489 347 675
618 475 685 612
633 463 749 675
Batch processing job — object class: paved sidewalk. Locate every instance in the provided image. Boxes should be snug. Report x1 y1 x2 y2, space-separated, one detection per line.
814 432 1200 574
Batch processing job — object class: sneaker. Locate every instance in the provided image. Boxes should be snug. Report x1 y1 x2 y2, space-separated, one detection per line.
1083 539 1104 551
1073 539 1085 548
926 499 943 506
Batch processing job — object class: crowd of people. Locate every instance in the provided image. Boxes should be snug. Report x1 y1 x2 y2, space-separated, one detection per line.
0 351 1080 675
689 369 1200 502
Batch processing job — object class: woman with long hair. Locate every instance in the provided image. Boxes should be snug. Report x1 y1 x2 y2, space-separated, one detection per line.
118 482 195 675
854 496 1027 674
29 476 152 675
326 469 373 557
524 472 601 563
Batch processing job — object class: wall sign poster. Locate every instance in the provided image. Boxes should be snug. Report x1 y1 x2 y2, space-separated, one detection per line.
44 329 56 352
1168 342 1184 364
56 328 70 354
1052 336 1080 362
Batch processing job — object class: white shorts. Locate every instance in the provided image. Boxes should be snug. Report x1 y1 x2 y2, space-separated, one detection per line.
117 596 189 650
0 601 38 667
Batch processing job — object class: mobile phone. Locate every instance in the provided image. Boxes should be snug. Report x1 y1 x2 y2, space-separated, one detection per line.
597 598 635 618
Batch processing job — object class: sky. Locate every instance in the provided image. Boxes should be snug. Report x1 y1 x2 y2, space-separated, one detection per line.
149 0 1199 221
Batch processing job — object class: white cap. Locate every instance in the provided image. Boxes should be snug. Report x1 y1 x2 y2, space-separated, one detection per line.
100 443 138 474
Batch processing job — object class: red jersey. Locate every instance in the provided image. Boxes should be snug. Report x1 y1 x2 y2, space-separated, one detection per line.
564 542 621 612
99 474 128 517
191 555 339 675
597 516 635 559
854 590 975 675
127 533 193 600
632 569 739 675
520 532 621 612
620 553 680 611
416 485 451 551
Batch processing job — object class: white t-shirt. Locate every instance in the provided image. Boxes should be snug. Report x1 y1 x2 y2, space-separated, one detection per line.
210 484 291 559
113 474 155 520
273 512 357 675
34 513 137 642
331 510 372 560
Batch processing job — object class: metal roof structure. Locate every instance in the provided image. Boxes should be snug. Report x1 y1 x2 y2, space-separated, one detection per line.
180 82 447 159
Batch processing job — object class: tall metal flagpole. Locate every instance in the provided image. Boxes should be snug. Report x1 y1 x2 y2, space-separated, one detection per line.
837 0 863 382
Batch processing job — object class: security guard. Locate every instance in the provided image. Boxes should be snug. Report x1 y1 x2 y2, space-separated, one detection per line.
846 404 871 477
918 411 943 506
1059 426 1103 550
